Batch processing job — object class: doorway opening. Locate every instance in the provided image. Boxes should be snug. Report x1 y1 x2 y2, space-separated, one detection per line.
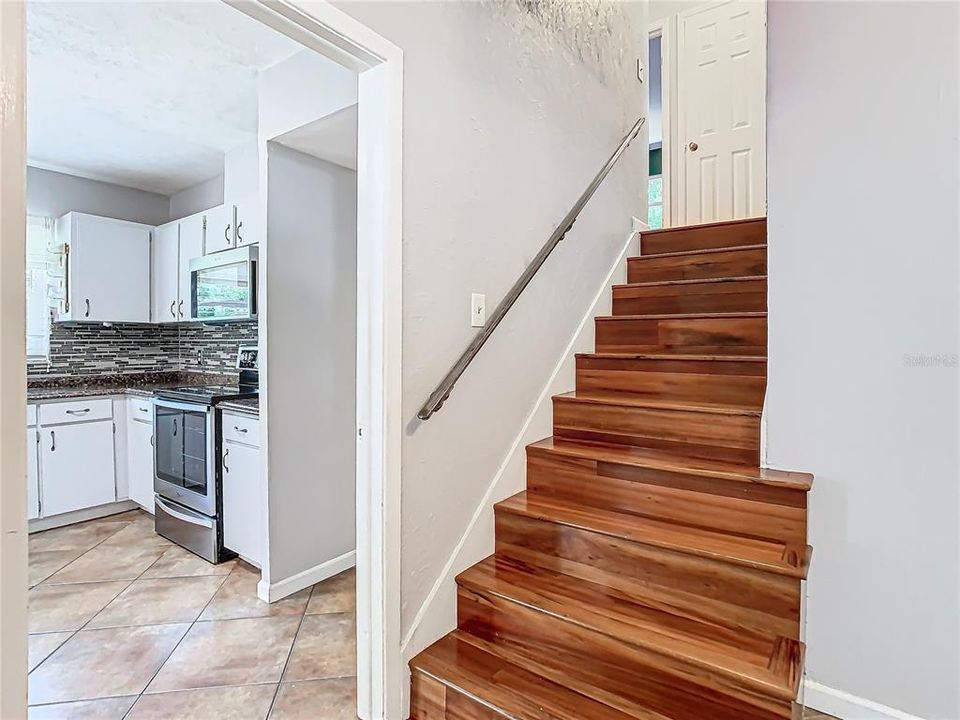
1 2 402 719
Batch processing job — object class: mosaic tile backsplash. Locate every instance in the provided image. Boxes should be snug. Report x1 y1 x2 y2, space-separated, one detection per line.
27 321 258 380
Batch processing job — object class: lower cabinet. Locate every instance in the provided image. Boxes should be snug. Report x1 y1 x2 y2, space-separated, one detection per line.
27 424 39 520
40 419 116 517
127 413 155 512
221 416 261 566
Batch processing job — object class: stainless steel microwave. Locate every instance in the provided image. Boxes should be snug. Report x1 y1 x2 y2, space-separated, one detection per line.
189 245 258 322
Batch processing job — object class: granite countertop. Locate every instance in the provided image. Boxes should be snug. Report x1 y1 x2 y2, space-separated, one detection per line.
27 371 236 403
218 397 259 416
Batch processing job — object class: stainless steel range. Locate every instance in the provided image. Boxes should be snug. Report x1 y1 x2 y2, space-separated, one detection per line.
153 347 258 562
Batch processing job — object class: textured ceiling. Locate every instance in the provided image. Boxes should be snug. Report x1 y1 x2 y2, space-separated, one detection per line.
27 1 302 195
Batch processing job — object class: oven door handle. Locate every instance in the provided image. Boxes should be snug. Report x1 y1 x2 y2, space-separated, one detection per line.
155 496 213 528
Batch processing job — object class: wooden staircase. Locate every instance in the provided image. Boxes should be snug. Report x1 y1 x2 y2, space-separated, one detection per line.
410 217 812 720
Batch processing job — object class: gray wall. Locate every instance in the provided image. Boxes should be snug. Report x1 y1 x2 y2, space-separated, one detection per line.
333 0 646 655
168 174 224 220
26 166 170 225
264 144 357 583
766 2 959 718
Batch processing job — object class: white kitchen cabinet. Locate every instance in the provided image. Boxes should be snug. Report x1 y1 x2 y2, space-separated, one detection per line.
221 416 261 566
152 222 180 323
126 409 154 512
233 198 259 247
178 212 205 319
27 408 39 520
40 420 116 517
204 204 235 255
57 212 152 323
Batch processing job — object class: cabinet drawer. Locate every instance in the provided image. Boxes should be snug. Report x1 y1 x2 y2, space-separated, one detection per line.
128 397 154 423
27 404 37 427
222 412 259 446
40 398 113 425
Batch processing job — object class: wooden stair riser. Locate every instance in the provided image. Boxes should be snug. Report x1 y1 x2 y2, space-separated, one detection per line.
410 671 502 720
495 511 802 639
641 218 767 255
612 279 767 315
458 588 793 720
595 315 767 355
553 396 760 464
526 450 807 547
576 355 766 407
627 245 767 283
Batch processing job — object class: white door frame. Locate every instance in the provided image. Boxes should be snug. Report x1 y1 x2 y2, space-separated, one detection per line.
649 16 674 228
0 2 405 719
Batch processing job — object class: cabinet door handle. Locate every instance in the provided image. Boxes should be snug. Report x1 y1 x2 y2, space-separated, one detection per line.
223 447 230 473
236 221 243 244
170 301 176 318
178 300 184 318
150 435 154 447
84 298 90 318
224 224 231 244
233 426 248 434
173 419 177 436
139 407 149 414
50 431 55 452
65 408 90 415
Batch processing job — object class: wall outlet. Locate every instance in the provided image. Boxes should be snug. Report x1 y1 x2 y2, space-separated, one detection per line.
471 293 486 328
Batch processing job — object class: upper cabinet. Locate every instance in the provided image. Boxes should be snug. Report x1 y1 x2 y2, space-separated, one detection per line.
234 198 260 248
152 221 180 323
204 204 235 255
56 213 152 323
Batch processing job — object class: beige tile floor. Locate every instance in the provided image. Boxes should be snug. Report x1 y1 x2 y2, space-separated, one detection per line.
28 510 357 720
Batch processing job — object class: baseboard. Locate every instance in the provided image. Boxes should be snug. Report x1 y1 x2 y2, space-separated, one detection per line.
804 680 926 720
398 229 639 662
258 549 356 603
28 500 138 533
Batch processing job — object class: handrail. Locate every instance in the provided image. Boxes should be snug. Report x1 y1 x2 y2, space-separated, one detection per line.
417 116 646 421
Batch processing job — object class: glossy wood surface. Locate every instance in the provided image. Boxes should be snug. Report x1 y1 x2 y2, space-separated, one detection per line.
627 244 767 283
410 217 812 719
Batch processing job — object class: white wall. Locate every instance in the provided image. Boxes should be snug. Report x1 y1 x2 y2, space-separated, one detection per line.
258 49 357 142
263 143 357 585
766 3 959 719
26 166 169 225
168 173 223 220
333 0 647 663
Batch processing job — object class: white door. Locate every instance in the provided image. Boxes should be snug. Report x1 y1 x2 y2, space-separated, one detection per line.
127 418 154 511
233 198 260 247
27 428 40 520
71 214 152 322
679 0 766 224
178 213 205 319
222 440 261 565
152 222 180 323
204 205 235 255
40 421 116 517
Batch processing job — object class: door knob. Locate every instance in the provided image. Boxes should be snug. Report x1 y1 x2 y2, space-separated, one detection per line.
688 142 699 151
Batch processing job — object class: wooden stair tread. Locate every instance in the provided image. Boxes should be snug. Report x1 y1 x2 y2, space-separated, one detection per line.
554 390 762 416
459 555 803 700
575 352 766 363
496 491 810 579
527 437 813 491
640 217 766 238
411 632 645 720
628 243 767 261
612 275 767 290
597 311 766 321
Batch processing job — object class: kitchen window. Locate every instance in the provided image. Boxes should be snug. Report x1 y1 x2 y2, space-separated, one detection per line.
26 215 61 360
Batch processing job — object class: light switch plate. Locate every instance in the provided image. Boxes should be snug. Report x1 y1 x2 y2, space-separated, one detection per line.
471 293 486 327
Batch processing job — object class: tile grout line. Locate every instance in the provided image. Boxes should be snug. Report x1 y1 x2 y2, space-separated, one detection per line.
264 583 316 719
118 557 246 719
31 510 140 587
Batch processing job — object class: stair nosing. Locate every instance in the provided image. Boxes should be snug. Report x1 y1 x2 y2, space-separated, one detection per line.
457 557 801 700
496 492 809 579
553 391 762 417
596 311 767 321
628 242 767 262
640 217 766 236
612 275 767 290
575 352 767 362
